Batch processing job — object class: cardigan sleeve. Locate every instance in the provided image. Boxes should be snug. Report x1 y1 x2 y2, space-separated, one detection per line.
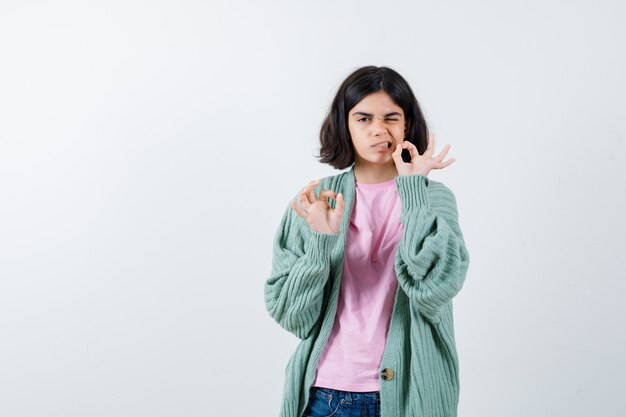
393 174 470 324
264 195 341 339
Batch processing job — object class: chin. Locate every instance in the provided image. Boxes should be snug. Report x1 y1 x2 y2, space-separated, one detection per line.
367 157 394 165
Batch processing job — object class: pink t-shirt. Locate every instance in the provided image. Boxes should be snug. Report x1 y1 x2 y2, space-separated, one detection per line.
313 177 404 392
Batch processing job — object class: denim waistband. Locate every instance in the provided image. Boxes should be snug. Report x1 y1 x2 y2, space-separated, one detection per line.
311 386 380 402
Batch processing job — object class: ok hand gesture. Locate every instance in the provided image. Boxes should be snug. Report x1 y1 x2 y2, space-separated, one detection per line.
392 133 456 177
291 179 345 235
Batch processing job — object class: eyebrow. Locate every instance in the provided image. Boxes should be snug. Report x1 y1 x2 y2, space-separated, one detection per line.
351 111 402 117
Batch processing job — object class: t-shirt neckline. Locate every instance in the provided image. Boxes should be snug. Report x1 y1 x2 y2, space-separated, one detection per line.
355 177 396 189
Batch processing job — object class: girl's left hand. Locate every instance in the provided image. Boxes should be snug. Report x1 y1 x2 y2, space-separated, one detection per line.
391 133 456 177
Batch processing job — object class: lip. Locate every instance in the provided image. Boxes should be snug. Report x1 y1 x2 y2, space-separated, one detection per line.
371 140 393 152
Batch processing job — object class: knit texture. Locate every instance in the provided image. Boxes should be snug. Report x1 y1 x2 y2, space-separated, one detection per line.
264 165 470 417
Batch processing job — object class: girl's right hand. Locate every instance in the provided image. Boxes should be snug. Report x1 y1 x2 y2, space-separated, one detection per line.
290 179 345 234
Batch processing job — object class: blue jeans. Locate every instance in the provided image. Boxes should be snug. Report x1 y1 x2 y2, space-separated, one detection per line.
303 386 381 417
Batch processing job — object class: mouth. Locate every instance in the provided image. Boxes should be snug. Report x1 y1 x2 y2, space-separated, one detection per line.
371 140 393 149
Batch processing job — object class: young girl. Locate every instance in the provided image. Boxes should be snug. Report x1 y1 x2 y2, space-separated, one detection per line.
264 66 470 417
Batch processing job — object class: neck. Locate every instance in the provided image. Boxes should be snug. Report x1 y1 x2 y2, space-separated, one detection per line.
353 162 398 184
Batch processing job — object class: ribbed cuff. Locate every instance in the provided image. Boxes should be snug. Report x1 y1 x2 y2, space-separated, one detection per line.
306 230 341 259
394 174 430 211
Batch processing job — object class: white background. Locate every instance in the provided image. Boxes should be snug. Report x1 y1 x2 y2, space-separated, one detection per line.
1 1 625 416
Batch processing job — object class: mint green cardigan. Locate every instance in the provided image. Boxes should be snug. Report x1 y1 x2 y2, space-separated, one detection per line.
264 165 470 417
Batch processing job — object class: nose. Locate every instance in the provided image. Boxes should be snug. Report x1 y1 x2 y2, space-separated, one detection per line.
371 117 390 136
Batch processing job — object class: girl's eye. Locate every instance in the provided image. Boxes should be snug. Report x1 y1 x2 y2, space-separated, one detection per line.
356 117 399 122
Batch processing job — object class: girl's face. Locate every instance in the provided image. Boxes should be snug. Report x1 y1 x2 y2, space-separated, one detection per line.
347 90 408 168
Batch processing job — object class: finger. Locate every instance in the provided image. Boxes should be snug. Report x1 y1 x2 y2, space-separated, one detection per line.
441 157 456 167
299 179 320 206
392 141 404 164
434 158 456 169
402 140 419 160
318 189 336 205
425 132 435 156
319 189 337 199
298 187 312 210
306 179 320 202
435 144 451 161
291 198 307 218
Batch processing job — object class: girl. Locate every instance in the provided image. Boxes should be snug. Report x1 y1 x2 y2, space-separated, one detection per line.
264 66 470 417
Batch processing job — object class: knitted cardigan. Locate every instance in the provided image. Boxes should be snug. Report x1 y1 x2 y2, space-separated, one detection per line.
264 165 470 417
